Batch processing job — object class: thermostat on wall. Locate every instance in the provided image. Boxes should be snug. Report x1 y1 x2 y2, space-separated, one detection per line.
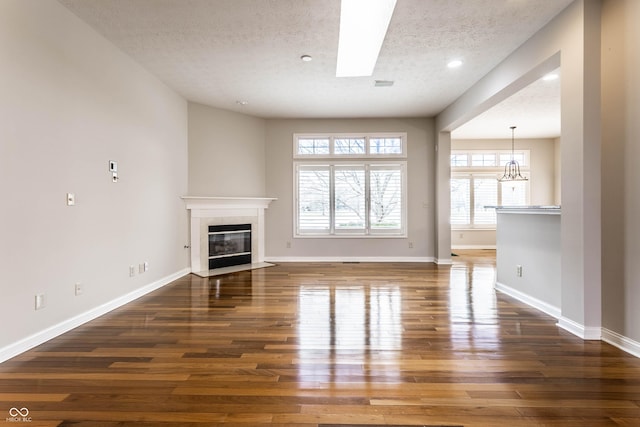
109 160 118 172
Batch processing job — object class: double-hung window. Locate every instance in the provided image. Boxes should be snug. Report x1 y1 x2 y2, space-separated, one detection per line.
294 134 407 237
450 150 530 228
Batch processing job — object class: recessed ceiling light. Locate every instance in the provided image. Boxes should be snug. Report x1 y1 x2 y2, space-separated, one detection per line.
543 73 559 81
336 0 397 77
300 55 312 62
447 59 463 69
236 100 248 106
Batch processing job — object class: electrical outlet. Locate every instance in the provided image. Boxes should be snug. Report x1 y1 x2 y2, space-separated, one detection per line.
139 263 145 274
35 293 46 310
516 265 523 277
143 262 149 272
129 265 136 277
408 241 414 248
286 241 291 248
75 283 83 296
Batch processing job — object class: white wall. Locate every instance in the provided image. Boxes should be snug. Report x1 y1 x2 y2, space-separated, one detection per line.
0 0 189 357
601 0 640 347
451 137 558 248
188 102 267 197
265 118 434 261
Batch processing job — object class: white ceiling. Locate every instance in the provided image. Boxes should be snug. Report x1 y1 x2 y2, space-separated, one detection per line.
58 0 570 138
452 69 561 139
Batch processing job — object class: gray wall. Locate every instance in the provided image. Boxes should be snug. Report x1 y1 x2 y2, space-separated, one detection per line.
265 118 434 261
601 0 640 344
0 0 189 353
188 103 267 197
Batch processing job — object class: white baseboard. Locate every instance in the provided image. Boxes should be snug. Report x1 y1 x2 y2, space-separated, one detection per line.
264 256 434 263
495 281 561 319
557 316 602 340
0 268 191 364
451 245 496 250
601 328 640 358
495 283 637 355
434 257 453 265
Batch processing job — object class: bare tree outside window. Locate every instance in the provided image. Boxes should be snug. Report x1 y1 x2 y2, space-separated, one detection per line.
294 133 406 236
335 138 366 155
298 168 330 230
298 164 403 234
370 169 401 229
334 168 365 229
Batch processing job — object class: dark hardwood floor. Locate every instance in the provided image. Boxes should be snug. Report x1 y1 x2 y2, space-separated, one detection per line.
1 250 639 426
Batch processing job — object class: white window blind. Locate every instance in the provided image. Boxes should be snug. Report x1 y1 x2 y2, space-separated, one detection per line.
295 162 406 237
297 166 331 232
451 174 527 228
334 166 366 231
369 165 403 231
501 180 528 205
473 178 497 225
450 149 530 228
450 178 471 225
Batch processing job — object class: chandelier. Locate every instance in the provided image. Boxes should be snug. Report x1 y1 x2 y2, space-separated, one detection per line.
498 126 528 182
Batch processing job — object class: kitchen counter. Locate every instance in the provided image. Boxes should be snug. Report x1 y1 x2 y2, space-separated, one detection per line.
486 205 561 214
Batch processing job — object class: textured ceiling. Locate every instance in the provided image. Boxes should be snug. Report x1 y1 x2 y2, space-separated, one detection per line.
453 69 561 139
58 0 571 137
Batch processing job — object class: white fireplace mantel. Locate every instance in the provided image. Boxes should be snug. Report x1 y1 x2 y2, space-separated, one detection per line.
182 196 277 210
182 196 277 274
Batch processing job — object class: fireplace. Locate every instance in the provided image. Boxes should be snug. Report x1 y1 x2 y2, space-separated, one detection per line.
208 224 252 270
182 196 276 276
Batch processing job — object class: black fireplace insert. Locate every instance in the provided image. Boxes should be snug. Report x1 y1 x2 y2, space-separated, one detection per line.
208 224 251 270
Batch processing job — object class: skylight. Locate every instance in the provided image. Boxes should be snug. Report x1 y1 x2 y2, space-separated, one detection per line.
336 0 397 77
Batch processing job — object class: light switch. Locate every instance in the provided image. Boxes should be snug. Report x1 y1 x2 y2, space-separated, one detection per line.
67 193 75 206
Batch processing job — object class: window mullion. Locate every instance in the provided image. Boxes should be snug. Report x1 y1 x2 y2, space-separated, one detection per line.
469 174 476 227
365 164 371 235
329 165 336 234
295 164 300 235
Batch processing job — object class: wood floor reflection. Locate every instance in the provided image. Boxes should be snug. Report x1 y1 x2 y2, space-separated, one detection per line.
2 251 640 426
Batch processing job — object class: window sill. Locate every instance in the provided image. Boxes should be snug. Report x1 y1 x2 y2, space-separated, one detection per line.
294 233 408 239
451 227 496 231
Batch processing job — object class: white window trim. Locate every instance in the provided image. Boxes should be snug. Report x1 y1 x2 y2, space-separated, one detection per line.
451 149 530 170
293 133 407 159
451 172 530 230
294 161 407 238
450 149 531 230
